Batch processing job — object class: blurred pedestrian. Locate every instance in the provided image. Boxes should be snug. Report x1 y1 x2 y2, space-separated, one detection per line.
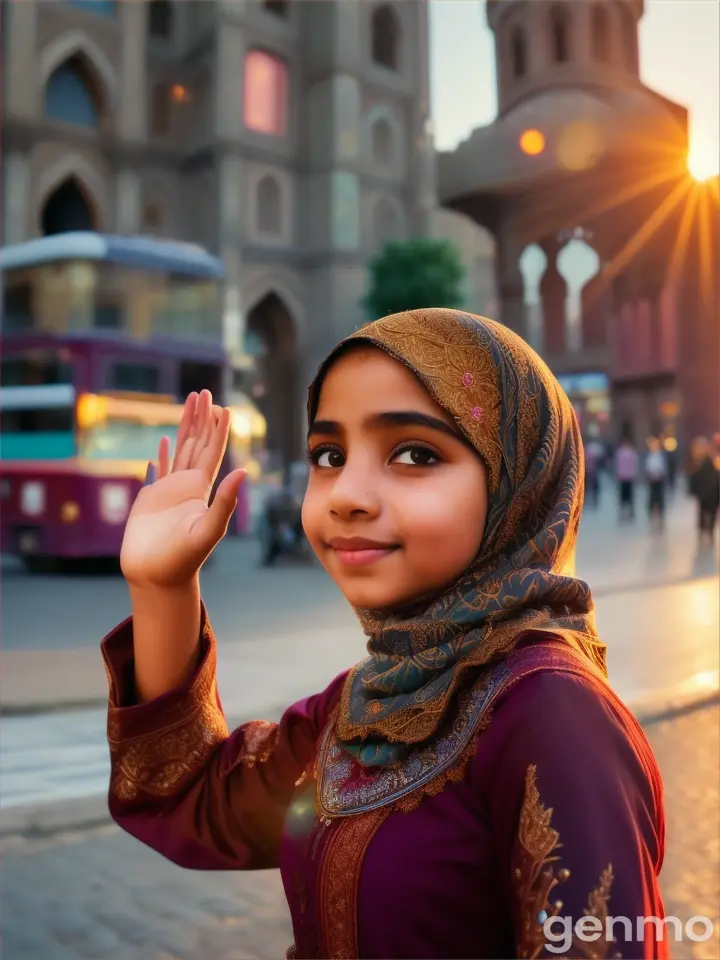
662 437 679 495
644 437 667 532
102 312 668 960
614 435 639 523
688 437 720 544
583 438 601 508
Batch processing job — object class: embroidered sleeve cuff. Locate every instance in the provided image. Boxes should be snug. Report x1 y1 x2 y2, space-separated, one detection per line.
101 604 229 802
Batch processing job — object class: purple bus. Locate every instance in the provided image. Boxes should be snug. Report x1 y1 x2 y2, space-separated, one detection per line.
0 232 250 567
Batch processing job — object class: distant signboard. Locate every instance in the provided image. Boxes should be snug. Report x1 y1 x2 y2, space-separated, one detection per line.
556 372 610 398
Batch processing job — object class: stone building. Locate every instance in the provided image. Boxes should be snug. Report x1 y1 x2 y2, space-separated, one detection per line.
1 0 496 465
438 0 719 445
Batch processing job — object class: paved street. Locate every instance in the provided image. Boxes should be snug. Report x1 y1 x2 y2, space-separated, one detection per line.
2 702 717 960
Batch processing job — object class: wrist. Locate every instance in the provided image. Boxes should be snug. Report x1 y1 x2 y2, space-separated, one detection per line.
128 577 200 613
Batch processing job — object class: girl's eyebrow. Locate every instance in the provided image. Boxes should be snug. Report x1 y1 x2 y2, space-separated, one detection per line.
371 411 461 439
308 411 461 441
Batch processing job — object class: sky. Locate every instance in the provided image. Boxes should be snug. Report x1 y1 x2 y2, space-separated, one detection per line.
429 0 720 179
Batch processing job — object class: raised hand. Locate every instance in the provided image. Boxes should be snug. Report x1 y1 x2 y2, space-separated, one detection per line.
120 390 246 589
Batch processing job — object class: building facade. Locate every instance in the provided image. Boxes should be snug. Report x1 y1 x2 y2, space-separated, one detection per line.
2 0 496 467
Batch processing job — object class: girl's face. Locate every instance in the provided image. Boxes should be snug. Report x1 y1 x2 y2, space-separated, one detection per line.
303 347 488 610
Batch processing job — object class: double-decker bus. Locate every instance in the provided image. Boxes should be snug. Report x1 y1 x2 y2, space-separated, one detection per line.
0 232 263 567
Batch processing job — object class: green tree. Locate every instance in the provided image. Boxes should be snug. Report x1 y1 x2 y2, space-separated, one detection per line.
363 237 465 320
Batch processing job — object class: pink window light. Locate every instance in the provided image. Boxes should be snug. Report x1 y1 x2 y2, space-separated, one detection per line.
244 50 288 136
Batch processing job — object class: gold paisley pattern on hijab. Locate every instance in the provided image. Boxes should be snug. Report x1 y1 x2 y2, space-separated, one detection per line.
307 309 605 767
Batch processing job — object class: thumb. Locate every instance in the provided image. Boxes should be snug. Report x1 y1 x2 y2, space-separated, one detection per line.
205 469 247 538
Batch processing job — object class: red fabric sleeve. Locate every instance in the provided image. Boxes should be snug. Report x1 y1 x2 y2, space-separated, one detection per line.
472 670 668 959
101 605 347 871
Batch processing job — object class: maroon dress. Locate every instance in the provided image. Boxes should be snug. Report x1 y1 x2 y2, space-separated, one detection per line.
103 609 667 959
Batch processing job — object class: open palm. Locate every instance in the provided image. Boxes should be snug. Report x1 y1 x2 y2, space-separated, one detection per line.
121 390 245 589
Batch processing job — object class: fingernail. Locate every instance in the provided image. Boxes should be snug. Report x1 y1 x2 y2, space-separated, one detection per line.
144 462 157 486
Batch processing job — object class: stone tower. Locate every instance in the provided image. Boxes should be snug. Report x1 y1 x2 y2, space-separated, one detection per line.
486 0 644 117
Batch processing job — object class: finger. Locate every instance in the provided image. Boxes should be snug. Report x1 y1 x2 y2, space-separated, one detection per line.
172 393 199 472
196 402 222 478
198 406 230 486
187 390 213 470
144 461 157 486
157 436 171 479
174 390 210 472
195 469 247 544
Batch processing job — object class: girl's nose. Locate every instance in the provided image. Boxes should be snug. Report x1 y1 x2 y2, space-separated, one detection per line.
327 466 381 520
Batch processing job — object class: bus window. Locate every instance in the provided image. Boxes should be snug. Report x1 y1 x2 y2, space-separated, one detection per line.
79 418 179 463
180 361 221 398
1 351 73 386
2 282 33 332
110 363 161 393
0 402 75 460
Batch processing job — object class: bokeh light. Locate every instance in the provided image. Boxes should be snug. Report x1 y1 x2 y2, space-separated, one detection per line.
556 120 605 172
519 128 546 156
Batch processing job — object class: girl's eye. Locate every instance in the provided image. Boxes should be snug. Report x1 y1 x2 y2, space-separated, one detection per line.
309 447 345 468
392 445 439 467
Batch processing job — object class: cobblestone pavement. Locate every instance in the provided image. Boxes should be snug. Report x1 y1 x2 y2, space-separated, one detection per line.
644 705 720 960
2 704 718 960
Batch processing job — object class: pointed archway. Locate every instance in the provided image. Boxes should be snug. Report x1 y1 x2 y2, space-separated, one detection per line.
41 177 96 235
245 292 298 473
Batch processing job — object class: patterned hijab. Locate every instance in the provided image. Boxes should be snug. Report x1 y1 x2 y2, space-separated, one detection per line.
307 309 605 767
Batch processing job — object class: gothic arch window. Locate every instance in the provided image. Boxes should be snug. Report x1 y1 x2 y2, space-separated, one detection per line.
244 50 288 136
256 175 282 236
373 197 402 252
371 5 400 71
44 55 103 127
550 5 570 63
511 25 527 78
371 117 394 167
41 177 96 235
148 0 173 39
591 5 610 62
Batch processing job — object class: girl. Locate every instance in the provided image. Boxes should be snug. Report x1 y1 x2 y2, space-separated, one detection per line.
103 309 667 960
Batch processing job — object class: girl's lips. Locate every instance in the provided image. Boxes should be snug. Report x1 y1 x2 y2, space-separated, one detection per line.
331 546 399 567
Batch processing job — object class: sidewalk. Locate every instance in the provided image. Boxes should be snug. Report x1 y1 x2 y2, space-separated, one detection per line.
2 701 717 960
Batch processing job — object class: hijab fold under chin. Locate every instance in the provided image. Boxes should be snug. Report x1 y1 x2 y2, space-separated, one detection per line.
307 309 604 768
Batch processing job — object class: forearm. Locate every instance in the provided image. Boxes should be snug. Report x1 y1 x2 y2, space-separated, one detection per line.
129 578 203 702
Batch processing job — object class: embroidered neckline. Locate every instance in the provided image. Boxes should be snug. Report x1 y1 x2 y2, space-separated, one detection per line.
316 643 605 819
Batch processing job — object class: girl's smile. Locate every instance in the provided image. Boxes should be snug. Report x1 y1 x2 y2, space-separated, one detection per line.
302 345 489 610
326 536 401 567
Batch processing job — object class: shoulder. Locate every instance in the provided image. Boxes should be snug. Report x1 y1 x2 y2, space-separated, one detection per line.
487 666 637 756
472 661 661 809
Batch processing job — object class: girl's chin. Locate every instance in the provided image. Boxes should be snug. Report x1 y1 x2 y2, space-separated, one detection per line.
339 581 428 612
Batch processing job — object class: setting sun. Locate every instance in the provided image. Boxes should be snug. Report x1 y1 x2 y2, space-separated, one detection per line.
687 134 720 182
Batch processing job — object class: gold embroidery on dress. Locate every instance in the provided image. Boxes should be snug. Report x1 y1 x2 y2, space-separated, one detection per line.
106 618 229 801
319 809 391 959
515 765 619 960
226 719 279 770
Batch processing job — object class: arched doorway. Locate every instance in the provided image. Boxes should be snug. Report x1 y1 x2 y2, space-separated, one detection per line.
41 178 96 235
244 293 298 474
